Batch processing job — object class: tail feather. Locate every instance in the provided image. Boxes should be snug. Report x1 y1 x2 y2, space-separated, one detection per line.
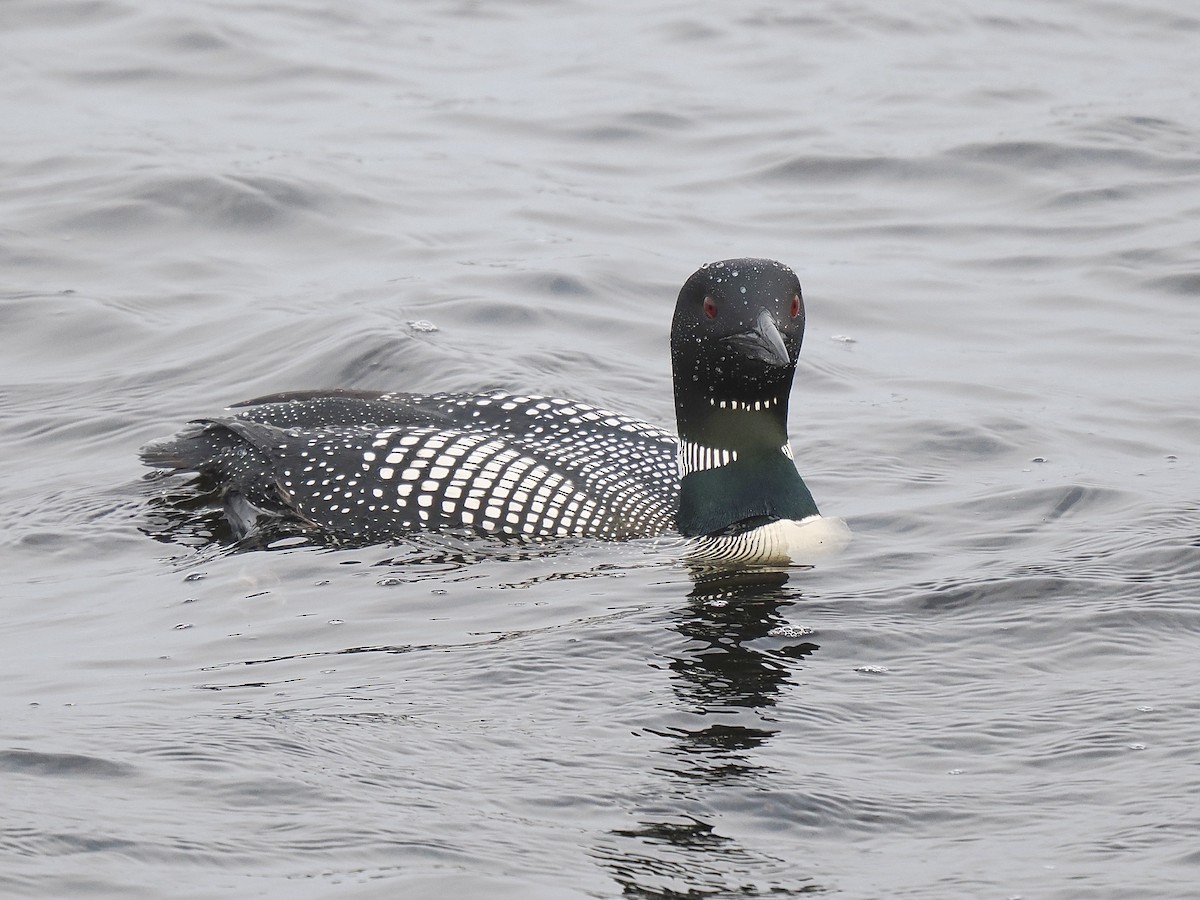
140 424 215 471
140 419 317 543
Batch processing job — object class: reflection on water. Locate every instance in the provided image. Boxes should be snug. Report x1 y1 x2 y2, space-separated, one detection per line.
602 815 824 898
598 569 825 897
670 568 815 712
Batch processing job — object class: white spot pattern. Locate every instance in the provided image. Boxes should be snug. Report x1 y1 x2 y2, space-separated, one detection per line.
206 390 680 542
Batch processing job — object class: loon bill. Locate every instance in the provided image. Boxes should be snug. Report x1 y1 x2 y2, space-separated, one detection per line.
142 258 849 563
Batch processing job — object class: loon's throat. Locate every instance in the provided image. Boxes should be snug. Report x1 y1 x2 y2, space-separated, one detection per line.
672 394 818 538
674 391 791 454
675 445 818 538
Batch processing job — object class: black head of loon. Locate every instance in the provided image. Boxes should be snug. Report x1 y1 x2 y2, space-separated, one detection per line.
670 258 819 537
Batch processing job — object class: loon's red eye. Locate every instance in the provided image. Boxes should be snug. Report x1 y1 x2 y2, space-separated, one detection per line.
790 294 801 318
703 297 718 320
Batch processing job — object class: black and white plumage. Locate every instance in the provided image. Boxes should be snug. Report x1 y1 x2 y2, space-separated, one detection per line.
142 259 849 563
144 389 679 545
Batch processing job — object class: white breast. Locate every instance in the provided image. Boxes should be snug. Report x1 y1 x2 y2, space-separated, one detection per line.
686 514 852 566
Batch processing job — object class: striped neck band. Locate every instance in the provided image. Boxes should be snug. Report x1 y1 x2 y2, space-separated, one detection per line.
678 439 794 477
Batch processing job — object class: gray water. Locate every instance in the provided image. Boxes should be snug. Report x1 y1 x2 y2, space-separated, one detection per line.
3 0 1199 897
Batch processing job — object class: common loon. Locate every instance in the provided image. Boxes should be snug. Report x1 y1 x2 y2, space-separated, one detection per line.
142 258 849 563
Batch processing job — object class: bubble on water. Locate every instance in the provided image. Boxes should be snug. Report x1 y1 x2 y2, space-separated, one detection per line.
1137 705 1154 712
948 768 963 775
327 618 345 626
767 624 814 638
184 572 206 582
1128 743 1146 750
831 334 856 343
174 623 193 630
407 320 439 333
855 664 889 674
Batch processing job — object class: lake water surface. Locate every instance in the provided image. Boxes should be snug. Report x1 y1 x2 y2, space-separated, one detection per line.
3 0 1198 897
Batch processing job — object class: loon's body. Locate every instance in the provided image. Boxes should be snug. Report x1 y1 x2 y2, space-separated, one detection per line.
142 259 849 563
144 388 680 544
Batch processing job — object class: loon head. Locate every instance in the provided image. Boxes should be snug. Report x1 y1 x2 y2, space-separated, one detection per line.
671 258 804 429
670 258 819 538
